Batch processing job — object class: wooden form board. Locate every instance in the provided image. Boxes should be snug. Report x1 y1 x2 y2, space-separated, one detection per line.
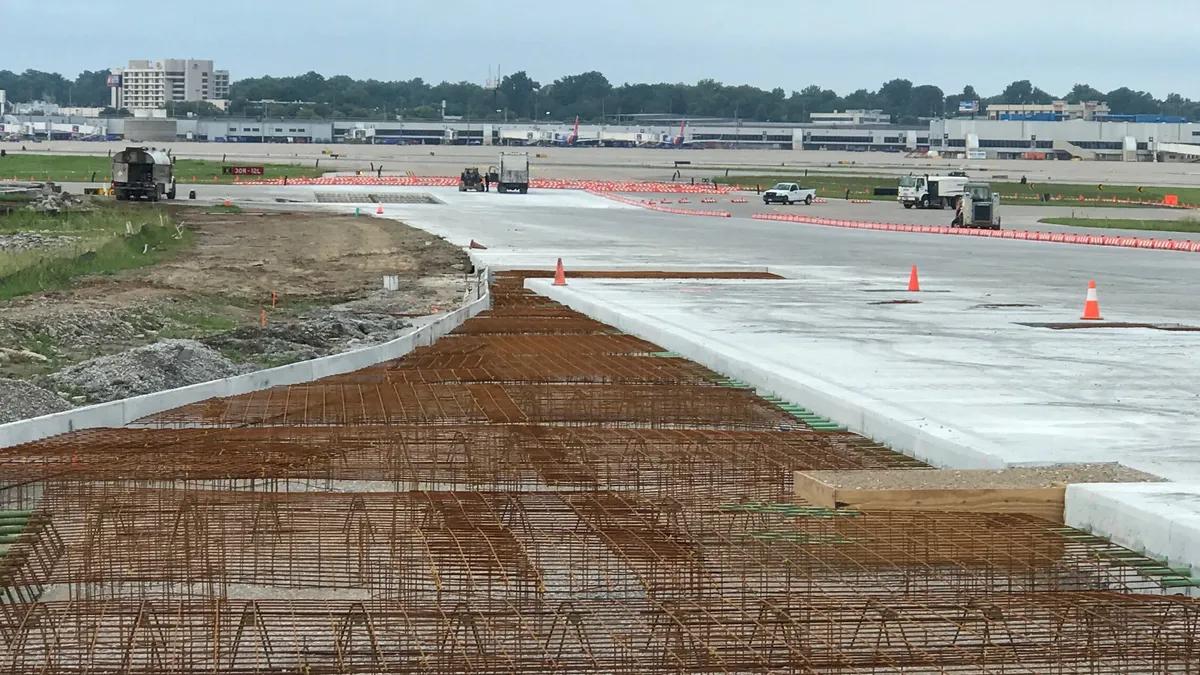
793 471 1066 523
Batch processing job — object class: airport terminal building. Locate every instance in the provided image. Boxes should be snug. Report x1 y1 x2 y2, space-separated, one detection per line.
3 110 1199 162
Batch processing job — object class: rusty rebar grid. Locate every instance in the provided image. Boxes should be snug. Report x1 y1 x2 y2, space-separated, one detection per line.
320 352 724 386
449 316 617 335
0 427 921 506
3 488 1199 673
133 383 798 429
3 593 1197 674
2 273 1195 674
13 488 1184 604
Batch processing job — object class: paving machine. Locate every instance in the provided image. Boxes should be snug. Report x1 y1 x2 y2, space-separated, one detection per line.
458 167 485 192
953 182 1001 229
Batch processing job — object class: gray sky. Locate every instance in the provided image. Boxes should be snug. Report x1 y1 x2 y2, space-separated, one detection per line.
7 0 1199 99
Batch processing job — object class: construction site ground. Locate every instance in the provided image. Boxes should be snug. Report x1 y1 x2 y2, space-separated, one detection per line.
1 270 1198 673
0 203 468 414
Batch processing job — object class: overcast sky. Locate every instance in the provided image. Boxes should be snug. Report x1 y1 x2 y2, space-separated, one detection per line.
6 0 1199 99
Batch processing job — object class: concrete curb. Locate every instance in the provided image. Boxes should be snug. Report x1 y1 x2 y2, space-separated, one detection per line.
527 277 1010 470
0 270 491 447
1066 483 1200 595
752 212 1200 253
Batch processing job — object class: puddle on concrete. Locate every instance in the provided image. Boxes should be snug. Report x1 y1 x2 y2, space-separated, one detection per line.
869 299 921 305
1018 322 1200 331
860 289 951 294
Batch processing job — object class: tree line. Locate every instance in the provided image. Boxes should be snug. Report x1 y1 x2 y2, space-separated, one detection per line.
3 67 1199 124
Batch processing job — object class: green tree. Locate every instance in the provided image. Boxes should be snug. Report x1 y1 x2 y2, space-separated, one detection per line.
877 79 914 118
1064 83 1106 103
6 66 1197 123
907 84 945 120
499 71 540 119
999 80 1053 105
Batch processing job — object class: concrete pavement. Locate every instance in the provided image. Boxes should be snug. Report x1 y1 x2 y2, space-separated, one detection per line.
303 184 1200 581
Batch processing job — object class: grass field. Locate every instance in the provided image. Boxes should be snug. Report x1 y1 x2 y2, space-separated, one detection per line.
0 154 326 184
1038 216 1200 234
0 203 193 300
718 173 1200 209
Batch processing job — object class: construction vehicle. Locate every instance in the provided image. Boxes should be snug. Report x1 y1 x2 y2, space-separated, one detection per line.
458 167 485 192
495 152 530 194
952 182 1001 229
898 174 968 209
111 147 176 201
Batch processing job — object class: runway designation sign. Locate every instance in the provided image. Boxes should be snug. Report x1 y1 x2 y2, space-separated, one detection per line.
223 166 265 176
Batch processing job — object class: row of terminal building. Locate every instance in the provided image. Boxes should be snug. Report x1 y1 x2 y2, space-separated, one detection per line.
2 113 1198 162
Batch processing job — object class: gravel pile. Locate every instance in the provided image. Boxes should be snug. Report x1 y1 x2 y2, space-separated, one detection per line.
804 464 1163 490
0 308 164 354
202 311 411 364
27 189 86 215
0 378 71 424
0 233 79 251
44 339 252 404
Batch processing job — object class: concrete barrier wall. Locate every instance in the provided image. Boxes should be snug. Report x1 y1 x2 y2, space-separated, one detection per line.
528 278 1009 470
0 271 491 448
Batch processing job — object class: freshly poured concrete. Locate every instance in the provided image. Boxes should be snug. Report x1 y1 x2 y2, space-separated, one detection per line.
528 274 1200 479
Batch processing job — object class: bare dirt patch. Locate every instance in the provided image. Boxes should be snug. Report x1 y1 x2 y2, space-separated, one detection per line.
0 207 469 409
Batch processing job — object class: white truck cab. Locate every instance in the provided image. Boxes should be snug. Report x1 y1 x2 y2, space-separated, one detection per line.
898 175 968 209
763 182 816 205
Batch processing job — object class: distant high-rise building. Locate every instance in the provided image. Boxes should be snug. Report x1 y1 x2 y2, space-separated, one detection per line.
108 59 230 111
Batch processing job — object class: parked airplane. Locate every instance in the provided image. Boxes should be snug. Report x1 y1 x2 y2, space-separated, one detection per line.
669 119 688 146
557 117 602 146
642 120 690 148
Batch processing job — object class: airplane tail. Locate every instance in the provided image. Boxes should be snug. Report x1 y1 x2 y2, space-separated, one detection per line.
674 120 687 145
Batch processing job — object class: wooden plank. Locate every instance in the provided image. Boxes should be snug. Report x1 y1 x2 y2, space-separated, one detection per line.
793 471 838 509
793 471 1066 523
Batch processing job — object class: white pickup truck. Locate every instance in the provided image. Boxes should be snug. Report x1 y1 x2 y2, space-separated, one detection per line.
763 182 816 205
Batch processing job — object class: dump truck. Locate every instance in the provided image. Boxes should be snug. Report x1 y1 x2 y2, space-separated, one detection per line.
495 152 530 194
952 182 1001 229
898 174 967 209
111 146 176 201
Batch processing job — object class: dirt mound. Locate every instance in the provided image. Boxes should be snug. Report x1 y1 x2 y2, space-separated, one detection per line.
0 378 71 423
44 339 251 404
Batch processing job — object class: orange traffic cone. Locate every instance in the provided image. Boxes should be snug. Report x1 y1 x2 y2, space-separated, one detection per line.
376 204 384 215
223 199 231 207
907 265 921 292
553 258 567 286
469 239 487 250
1081 280 1102 320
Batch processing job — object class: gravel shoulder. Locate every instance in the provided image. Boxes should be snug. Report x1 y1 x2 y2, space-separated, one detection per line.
0 206 469 416
802 464 1164 490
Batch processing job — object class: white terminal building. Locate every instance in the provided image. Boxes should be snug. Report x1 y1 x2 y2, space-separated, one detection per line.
809 109 892 125
108 59 230 112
